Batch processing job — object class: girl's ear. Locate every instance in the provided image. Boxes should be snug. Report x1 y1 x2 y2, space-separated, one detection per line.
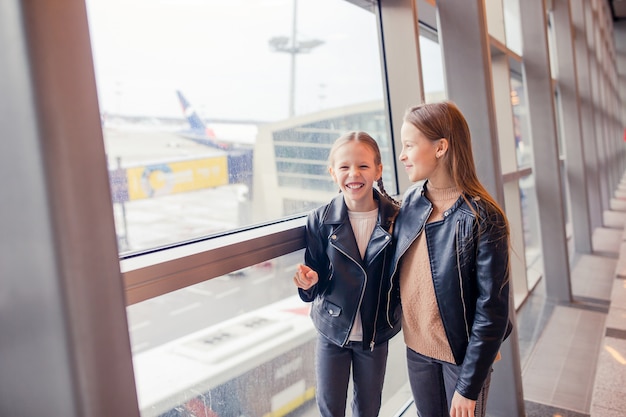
329 166 338 183
436 138 449 157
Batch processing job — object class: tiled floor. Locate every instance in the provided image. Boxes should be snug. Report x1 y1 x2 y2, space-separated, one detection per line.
521 305 606 413
509 204 625 417
590 276 626 416
398 187 626 416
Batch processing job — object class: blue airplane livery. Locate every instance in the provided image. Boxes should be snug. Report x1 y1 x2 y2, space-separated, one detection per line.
176 90 231 150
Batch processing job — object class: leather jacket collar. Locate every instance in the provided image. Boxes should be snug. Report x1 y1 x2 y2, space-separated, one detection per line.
323 190 398 266
323 190 398 229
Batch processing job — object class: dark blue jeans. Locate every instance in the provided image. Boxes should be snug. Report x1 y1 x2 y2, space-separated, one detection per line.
315 335 389 417
406 347 491 417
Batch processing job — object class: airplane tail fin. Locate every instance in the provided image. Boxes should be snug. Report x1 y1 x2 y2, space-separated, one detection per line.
176 90 216 139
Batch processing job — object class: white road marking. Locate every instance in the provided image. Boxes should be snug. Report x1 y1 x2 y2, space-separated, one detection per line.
253 274 275 285
186 287 214 297
169 302 202 316
215 287 241 299
129 320 151 332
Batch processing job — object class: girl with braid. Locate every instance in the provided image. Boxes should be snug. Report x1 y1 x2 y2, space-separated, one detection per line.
293 131 402 417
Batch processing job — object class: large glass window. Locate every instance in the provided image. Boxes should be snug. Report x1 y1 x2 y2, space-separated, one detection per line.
419 30 446 102
511 76 542 286
129 253 319 416
503 0 523 56
129 249 408 417
87 1 409 415
510 77 532 168
87 0 395 255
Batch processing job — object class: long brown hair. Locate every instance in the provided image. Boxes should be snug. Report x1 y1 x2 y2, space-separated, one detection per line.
328 131 399 206
403 102 508 228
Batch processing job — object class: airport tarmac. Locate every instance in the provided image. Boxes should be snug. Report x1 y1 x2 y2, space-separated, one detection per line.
102 124 249 253
113 184 246 253
103 123 227 167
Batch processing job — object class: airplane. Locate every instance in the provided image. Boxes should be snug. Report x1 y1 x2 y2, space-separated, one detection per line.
176 90 231 150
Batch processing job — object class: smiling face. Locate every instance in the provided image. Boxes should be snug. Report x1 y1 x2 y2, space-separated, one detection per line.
329 141 382 212
399 121 452 187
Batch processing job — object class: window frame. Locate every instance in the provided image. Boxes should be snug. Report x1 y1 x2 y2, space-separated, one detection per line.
121 217 306 305
119 0 425 306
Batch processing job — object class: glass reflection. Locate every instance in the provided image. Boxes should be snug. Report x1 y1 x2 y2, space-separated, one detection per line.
511 76 542 282
128 250 313 416
518 173 542 278
129 250 407 417
510 77 533 168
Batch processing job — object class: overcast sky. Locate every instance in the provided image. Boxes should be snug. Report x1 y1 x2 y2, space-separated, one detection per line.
86 0 444 122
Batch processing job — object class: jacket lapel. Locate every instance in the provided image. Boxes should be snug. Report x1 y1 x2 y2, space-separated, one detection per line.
363 194 396 265
323 194 362 263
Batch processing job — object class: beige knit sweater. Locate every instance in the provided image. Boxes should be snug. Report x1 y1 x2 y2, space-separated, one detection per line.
400 185 461 363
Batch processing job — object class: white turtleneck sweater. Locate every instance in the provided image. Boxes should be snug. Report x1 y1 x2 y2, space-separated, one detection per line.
347 207 378 342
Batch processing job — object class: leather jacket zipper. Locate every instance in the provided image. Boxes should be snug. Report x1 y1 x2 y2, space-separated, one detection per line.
330 242 367 347
455 220 470 341
370 251 387 351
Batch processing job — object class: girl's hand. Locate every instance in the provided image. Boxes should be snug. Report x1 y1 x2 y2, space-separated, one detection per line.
450 391 476 417
293 264 318 290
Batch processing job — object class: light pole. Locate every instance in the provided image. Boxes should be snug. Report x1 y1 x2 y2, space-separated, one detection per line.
269 0 324 118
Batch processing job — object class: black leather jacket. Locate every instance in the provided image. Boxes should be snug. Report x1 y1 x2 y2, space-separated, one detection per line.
298 190 401 350
390 182 511 400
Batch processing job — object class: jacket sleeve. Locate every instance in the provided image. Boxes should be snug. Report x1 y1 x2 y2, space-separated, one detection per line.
455 208 511 400
298 208 331 302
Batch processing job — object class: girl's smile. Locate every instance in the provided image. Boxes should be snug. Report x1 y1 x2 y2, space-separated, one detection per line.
329 141 382 212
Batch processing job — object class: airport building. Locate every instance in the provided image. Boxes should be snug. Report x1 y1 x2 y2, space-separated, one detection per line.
253 101 392 221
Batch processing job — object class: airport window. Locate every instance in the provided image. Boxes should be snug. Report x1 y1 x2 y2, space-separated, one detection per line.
553 89 571 227
419 30 446 102
278 176 337 193
276 161 329 177
518 172 543 285
503 0 523 56
511 76 543 286
87 0 407 415
547 10 559 82
87 0 394 255
129 248 409 416
284 199 323 215
511 77 533 169
129 252 320 416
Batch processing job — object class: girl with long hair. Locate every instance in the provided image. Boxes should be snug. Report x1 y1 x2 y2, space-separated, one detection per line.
391 102 512 417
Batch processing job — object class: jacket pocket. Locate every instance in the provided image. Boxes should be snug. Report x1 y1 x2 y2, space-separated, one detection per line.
323 300 342 317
